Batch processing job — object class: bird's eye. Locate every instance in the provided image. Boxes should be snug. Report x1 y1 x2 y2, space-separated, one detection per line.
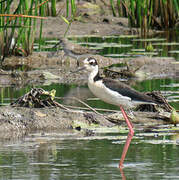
89 61 94 65
86 58 97 66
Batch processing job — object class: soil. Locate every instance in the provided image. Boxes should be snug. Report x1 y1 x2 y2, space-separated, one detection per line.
0 0 178 139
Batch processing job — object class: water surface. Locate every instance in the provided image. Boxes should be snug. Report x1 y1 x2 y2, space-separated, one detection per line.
0 132 179 180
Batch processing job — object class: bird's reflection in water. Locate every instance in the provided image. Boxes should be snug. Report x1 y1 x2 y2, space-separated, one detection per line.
119 132 134 180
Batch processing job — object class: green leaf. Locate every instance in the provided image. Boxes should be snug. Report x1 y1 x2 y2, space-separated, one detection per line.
60 15 70 25
170 108 179 126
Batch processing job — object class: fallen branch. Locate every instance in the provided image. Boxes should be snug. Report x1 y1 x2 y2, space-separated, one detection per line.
63 104 120 113
55 96 124 124
55 96 102 115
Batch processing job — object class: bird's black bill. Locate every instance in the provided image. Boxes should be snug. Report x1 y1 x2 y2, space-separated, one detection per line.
70 67 86 73
52 39 62 49
47 39 62 58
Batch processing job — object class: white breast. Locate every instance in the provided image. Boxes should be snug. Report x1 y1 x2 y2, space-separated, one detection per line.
88 80 135 109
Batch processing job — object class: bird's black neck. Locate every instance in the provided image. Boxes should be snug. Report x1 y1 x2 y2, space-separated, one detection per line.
93 71 102 82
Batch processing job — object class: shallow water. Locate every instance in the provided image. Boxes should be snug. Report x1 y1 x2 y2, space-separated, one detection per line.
39 30 179 60
0 131 179 180
1 78 179 109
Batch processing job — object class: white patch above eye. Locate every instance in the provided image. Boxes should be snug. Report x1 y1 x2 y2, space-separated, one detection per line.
84 57 97 65
88 59 96 64
90 59 95 62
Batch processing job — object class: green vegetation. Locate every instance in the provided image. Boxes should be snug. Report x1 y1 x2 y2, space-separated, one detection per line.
0 0 78 63
61 0 77 37
111 0 179 36
0 0 48 63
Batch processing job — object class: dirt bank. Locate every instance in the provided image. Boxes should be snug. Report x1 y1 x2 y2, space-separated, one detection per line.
1 52 177 88
36 0 159 38
0 102 172 140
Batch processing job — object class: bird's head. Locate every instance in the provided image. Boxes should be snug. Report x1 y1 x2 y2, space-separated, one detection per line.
70 57 99 74
83 57 98 72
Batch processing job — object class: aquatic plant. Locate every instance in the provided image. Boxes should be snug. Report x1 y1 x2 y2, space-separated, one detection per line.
60 0 77 37
0 0 77 62
51 0 57 16
110 0 179 36
65 0 76 18
0 0 55 63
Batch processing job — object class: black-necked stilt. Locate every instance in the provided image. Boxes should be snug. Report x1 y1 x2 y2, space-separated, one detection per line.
83 57 160 135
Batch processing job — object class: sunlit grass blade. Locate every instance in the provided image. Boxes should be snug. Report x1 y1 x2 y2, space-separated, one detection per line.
71 0 76 17
173 0 179 16
110 0 116 17
51 0 56 16
60 15 70 25
117 0 121 16
66 0 69 17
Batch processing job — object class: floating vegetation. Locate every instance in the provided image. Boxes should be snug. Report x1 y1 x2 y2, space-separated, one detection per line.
168 50 179 54
127 52 158 56
160 83 179 87
131 49 145 52
131 48 162 52
132 38 166 42
103 54 127 57
152 42 179 46
97 43 132 48
81 43 132 48
116 35 139 38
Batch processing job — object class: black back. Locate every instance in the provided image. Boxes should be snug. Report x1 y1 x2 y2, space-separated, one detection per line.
103 78 156 103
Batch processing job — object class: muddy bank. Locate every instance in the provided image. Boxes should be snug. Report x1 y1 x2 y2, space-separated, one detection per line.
0 52 177 140
36 0 160 38
39 16 138 38
0 106 106 139
0 103 171 140
1 52 178 88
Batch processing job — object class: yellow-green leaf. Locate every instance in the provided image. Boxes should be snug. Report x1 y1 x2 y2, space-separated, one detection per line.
170 108 179 125
60 15 70 25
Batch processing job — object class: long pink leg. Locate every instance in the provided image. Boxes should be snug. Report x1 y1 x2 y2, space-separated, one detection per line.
120 105 134 135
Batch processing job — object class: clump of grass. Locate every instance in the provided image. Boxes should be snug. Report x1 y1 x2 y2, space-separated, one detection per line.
0 0 77 63
0 0 50 64
110 0 179 36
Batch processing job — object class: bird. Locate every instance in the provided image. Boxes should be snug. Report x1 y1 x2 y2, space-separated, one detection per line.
52 38 98 61
82 57 160 135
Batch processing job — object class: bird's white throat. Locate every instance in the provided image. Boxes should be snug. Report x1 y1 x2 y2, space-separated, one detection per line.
87 65 99 83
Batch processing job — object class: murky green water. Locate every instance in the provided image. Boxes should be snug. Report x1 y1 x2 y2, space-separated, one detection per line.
0 32 179 179
1 78 179 109
36 31 179 60
0 132 179 180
